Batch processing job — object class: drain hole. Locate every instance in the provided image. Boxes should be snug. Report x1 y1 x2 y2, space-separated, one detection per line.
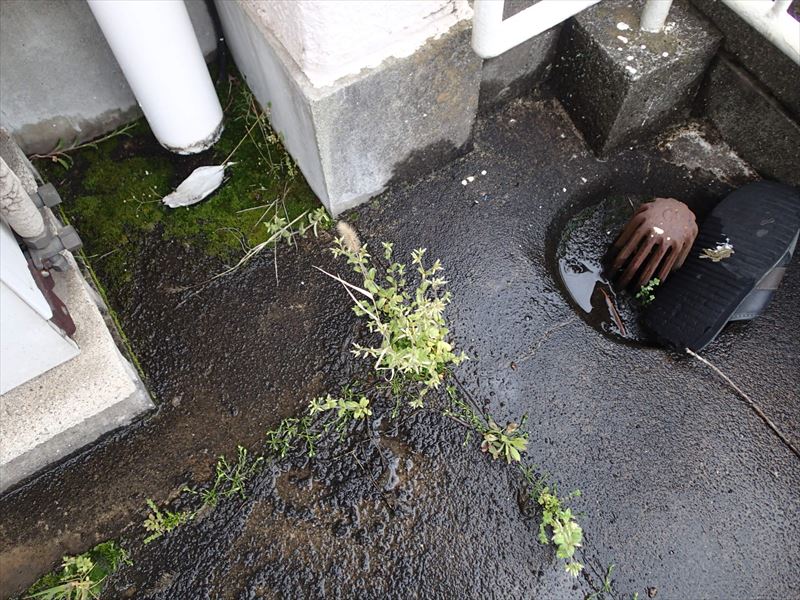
554 194 653 344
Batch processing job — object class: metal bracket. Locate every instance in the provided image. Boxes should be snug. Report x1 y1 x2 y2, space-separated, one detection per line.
24 184 82 271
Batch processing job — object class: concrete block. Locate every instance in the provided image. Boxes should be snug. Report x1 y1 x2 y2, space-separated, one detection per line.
704 55 800 187
554 0 720 154
0 0 217 154
479 0 561 113
0 246 153 492
479 25 560 114
216 1 481 216
691 0 800 120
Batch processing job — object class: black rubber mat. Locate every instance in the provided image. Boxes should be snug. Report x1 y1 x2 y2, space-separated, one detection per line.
644 181 800 351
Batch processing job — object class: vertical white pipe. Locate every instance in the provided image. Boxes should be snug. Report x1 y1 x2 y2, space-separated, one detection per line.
771 0 793 16
87 0 223 154
640 0 674 32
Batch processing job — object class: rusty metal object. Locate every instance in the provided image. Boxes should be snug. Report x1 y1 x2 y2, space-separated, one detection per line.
611 197 698 289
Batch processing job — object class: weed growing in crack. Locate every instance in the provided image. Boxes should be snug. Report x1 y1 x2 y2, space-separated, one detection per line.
185 445 265 508
142 499 192 545
321 239 467 407
24 541 131 599
309 392 373 421
263 207 332 248
635 277 660 306
519 467 584 577
481 419 529 463
444 386 529 464
586 563 616 599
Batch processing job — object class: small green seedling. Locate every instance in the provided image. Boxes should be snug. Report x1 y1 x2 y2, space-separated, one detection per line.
481 419 529 463
536 487 584 576
635 277 660 306
142 499 191 544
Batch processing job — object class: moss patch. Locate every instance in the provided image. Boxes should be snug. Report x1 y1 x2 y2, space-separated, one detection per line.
37 75 322 295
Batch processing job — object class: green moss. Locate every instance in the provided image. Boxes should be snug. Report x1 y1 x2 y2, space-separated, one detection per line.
36 75 322 295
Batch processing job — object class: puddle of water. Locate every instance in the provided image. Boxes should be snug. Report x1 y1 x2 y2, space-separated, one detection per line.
555 194 651 342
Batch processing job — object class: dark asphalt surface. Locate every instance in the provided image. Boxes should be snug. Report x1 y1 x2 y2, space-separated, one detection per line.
1 97 798 600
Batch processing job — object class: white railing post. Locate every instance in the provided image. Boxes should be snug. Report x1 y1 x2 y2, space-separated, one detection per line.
721 0 800 65
640 0 674 33
472 0 601 59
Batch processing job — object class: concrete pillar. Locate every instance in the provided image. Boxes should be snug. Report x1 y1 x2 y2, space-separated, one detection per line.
215 0 482 215
553 0 720 155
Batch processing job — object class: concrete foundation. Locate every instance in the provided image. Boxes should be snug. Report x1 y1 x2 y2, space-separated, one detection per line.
0 137 153 492
704 55 800 187
217 1 481 216
553 0 720 154
0 0 217 154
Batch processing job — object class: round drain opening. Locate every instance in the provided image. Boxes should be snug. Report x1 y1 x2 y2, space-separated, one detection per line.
554 194 654 344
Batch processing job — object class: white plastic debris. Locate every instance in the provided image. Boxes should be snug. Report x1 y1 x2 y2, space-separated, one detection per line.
162 164 231 208
481 170 487 175
617 35 629 43
617 22 630 30
467 176 475 182
625 65 638 75
461 179 468 186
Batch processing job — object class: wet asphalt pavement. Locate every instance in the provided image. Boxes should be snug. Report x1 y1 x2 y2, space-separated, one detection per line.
1 97 799 600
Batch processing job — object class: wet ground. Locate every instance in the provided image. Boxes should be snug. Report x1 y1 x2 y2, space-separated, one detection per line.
2 96 799 599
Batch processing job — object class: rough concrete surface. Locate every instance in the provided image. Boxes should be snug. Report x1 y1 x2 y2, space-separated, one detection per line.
479 24 560 114
704 55 800 187
479 0 561 113
1 94 798 599
0 249 153 493
691 0 800 120
554 0 720 154
219 0 482 216
313 22 481 212
0 0 216 154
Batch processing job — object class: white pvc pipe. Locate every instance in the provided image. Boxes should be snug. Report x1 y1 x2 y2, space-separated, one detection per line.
721 0 800 65
640 0 674 33
472 0 601 59
87 0 223 154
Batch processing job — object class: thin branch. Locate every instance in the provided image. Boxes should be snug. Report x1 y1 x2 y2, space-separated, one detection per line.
686 348 800 460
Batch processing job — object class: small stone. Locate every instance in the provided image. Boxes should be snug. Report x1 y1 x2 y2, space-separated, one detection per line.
627 55 634 61
467 176 475 182
640 44 646 49
617 35 628 43
647 587 658 598
617 22 630 30
662 51 669 57
461 180 467 186
481 170 487 175
581 177 588 183
625 65 638 75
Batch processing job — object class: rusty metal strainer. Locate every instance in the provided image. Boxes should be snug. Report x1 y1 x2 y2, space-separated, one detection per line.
610 197 698 289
